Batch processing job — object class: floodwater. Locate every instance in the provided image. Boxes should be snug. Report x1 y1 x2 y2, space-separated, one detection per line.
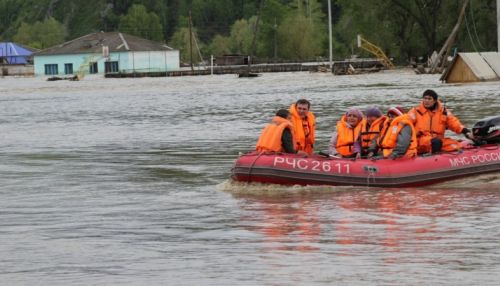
0 71 499 285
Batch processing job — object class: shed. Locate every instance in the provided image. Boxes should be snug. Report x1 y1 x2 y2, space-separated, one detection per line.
215 54 250 66
0 42 34 64
441 52 500 83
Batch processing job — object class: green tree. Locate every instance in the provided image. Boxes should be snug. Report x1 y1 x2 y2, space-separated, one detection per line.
119 4 164 42
169 27 203 64
277 0 326 60
229 17 257 55
13 17 66 49
208 34 231 56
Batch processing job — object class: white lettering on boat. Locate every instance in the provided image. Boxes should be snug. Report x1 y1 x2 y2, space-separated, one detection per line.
273 157 351 174
449 152 500 167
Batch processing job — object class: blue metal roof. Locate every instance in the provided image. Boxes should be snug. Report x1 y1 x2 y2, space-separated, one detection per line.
0 42 33 64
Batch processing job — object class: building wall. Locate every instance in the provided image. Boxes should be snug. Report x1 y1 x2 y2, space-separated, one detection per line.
445 57 480 83
34 50 180 76
1 65 34 76
119 51 180 73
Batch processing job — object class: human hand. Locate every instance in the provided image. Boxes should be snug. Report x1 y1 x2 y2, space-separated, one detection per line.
367 152 374 159
297 150 308 158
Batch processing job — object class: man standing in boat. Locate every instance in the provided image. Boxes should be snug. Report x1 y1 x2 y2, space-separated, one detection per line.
408 89 473 154
289 99 316 155
256 109 308 156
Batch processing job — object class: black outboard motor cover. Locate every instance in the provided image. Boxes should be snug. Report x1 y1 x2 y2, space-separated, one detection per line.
472 116 500 144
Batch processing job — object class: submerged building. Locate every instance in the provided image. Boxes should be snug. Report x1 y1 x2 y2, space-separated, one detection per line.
441 52 500 83
0 42 34 64
33 32 180 77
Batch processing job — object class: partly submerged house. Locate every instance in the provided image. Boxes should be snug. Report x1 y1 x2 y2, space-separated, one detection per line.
33 32 180 77
441 52 500 83
0 42 34 64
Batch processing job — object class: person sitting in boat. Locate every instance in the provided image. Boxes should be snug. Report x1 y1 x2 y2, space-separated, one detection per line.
408 89 473 154
329 108 364 158
289 99 316 155
360 107 387 156
256 109 308 156
367 106 417 159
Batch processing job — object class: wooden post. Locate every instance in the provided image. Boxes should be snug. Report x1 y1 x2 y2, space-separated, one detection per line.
430 0 469 73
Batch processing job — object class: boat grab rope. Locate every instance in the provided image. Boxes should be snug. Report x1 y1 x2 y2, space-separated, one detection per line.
247 152 266 183
366 169 377 187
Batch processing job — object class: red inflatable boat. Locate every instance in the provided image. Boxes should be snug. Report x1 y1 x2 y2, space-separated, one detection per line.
231 142 500 188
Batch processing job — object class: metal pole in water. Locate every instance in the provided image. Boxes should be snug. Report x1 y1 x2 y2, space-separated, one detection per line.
328 0 333 69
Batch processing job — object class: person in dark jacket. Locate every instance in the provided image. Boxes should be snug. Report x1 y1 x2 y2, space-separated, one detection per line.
256 109 308 156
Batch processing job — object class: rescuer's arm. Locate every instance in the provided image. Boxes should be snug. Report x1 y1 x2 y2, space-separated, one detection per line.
390 125 412 158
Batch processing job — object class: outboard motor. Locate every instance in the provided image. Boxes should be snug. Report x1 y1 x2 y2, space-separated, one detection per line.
472 116 500 144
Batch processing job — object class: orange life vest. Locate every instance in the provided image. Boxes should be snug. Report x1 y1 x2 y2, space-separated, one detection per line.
408 101 464 139
360 116 387 152
256 116 295 152
289 104 316 154
335 116 363 157
377 115 417 158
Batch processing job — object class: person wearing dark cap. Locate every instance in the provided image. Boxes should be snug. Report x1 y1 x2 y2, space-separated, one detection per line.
256 109 308 156
367 106 417 159
408 89 472 154
329 108 364 158
360 107 387 156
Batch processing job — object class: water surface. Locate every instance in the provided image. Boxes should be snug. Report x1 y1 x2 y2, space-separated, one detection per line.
0 71 499 285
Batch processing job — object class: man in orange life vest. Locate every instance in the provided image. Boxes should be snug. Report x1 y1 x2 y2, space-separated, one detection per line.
367 106 417 159
256 109 308 156
289 99 316 155
408 89 472 154
329 108 364 158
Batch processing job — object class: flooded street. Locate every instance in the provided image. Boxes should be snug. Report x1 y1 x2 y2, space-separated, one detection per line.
1 71 499 285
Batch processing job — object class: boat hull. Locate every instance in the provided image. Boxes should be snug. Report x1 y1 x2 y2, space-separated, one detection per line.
231 144 500 187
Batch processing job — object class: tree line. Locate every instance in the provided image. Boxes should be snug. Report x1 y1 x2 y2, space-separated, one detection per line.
0 0 497 64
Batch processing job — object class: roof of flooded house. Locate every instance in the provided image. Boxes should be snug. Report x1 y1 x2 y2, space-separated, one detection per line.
0 42 35 64
34 32 175 56
441 52 500 81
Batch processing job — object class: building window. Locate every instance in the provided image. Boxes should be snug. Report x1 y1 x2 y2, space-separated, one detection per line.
89 62 98 74
105 61 119 73
44 64 58 75
64 63 73 74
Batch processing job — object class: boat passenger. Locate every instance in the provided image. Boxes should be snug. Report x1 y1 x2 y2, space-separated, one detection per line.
329 108 364 158
408 89 472 154
256 109 308 156
289 99 316 155
360 107 387 156
368 106 417 159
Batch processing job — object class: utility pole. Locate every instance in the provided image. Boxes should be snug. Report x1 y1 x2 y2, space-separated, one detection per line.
250 0 265 60
188 9 194 71
497 0 500 52
273 17 278 61
328 0 333 69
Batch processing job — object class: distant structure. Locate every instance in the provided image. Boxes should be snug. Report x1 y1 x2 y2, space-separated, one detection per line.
440 52 500 83
0 42 36 76
33 32 180 77
215 54 250 66
0 42 34 64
